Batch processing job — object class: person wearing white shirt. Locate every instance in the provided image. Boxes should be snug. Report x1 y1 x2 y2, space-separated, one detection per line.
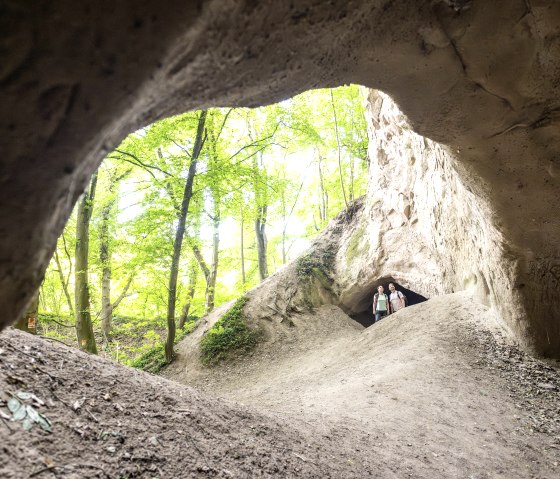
388 283 406 313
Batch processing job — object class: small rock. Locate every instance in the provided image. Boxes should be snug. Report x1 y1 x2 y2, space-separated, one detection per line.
149 436 159 446
537 383 556 390
106 446 116 454
73 398 85 411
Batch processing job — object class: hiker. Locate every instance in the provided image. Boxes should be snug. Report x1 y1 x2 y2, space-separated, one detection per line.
373 285 389 323
388 282 406 313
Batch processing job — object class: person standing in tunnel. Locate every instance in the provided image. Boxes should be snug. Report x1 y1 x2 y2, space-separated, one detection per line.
388 282 406 314
373 285 389 323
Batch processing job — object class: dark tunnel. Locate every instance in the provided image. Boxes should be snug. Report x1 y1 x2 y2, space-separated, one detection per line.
350 280 428 328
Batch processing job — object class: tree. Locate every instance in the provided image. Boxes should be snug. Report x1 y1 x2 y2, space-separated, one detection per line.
34 85 370 364
75 173 98 354
165 110 207 363
99 167 133 338
178 257 198 329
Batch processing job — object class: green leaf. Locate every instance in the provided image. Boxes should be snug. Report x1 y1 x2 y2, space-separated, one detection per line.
13 403 27 421
22 417 33 431
36 413 53 433
26 405 40 423
7 397 21 414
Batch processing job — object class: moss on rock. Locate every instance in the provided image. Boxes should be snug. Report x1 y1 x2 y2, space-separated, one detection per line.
346 223 367 262
200 297 258 366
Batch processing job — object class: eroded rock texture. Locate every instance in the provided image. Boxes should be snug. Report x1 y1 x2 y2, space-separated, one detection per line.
1 0 559 355
337 90 521 339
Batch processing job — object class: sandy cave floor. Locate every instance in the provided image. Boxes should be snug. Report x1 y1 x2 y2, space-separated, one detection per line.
0 292 559 478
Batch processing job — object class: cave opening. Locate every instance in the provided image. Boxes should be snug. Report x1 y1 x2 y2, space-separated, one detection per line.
350 279 428 328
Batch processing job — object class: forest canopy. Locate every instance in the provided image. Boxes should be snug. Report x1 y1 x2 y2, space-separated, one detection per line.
33 85 369 365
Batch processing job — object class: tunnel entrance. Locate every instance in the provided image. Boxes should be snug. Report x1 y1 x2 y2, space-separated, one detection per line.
350 281 428 328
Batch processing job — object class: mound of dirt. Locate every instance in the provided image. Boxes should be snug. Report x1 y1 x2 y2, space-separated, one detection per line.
0 329 376 478
166 292 560 479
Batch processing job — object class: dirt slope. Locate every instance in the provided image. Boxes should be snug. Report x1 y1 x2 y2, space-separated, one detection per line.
166 292 560 478
1 292 558 478
0 329 374 478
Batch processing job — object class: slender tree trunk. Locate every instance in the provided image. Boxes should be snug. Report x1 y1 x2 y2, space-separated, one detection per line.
317 153 328 225
205 211 220 313
14 290 39 334
240 212 246 287
282 229 286 265
165 110 207 363
330 89 348 208
281 188 287 265
350 157 355 202
252 151 268 282
54 249 74 315
75 173 98 354
178 259 197 329
100 167 132 338
255 205 268 281
281 177 304 264
100 199 113 337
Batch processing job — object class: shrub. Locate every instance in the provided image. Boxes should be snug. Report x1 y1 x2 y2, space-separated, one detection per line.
130 320 196 374
199 297 257 366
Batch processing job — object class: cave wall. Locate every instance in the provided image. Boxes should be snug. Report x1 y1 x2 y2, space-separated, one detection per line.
335 90 522 340
1 0 559 356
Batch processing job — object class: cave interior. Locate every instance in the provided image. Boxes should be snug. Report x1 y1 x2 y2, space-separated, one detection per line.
350 277 428 328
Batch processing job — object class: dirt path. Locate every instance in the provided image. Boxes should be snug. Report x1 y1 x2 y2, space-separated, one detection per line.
1 292 558 478
166 292 560 478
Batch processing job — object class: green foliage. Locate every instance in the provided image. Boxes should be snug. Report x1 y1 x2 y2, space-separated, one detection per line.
130 321 197 374
38 85 369 365
346 223 367 262
295 245 336 278
199 297 258 366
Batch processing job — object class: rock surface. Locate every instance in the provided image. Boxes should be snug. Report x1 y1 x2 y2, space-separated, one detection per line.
1 0 559 355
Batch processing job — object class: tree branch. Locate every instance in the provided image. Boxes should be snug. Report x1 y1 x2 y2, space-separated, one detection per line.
112 275 134 310
113 149 173 177
190 243 210 281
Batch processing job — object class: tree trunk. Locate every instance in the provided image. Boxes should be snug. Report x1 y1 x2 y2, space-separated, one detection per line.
100 199 113 337
240 212 246 286
331 89 348 208
317 152 328 226
255 204 268 281
75 172 98 354
205 211 220 313
165 110 207 364
14 290 39 334
178 258 198 329
54 249 74 315
281 189 287 265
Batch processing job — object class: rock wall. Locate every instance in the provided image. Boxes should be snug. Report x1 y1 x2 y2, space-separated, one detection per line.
1 0 559 356
244 90 526 352
335 90 521 335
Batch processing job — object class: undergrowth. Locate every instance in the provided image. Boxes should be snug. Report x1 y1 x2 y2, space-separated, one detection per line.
130 320 197 374
199 297 258 366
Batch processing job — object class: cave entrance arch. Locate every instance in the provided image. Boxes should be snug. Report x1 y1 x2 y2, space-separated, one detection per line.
350 278 428 328
1 2 559 356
